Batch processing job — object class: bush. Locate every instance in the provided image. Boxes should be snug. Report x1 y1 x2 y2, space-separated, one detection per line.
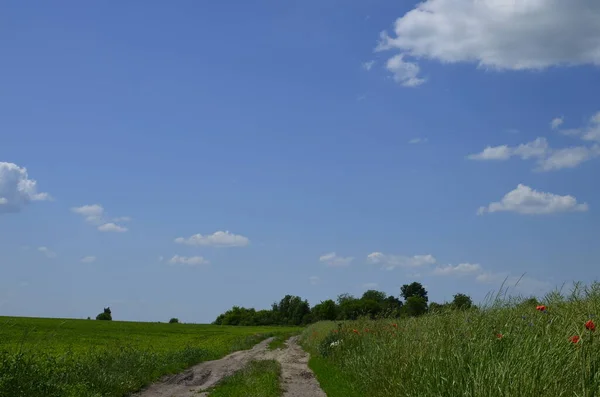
169 318 179 324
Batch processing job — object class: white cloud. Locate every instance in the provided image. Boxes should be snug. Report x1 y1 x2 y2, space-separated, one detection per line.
536 145 600 171
433 263 482 276
0 162 51 214
38 246 56 258
174 231 250 247
81 256 96 263
72 204 129 232
376 0 600 84
168 255 209 266
71 204 105 224
468 145 513 160
557 112 600 142
385 54 426 87
362 60 375 70
478 184 588 215
408 137 428 144
363 282 379 289
309 276 321 286
551 117 564 130
98 223 128 233
367 252 436 270
319 252 354 267
468 137 598 171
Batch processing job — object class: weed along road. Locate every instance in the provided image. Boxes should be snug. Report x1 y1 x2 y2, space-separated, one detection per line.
134 336 327 397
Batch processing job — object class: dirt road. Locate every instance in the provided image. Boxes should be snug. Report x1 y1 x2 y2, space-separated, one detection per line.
132 336 326 397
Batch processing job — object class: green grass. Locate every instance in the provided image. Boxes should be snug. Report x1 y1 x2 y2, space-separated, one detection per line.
267 331 298 350
0 316 298 397
301 284 600 397
205 360 282 397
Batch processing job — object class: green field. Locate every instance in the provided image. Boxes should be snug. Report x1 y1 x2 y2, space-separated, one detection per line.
0 316 298 397
301 288 600 397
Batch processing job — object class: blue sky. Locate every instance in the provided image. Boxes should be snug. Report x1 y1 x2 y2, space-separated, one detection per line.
1 0 599 323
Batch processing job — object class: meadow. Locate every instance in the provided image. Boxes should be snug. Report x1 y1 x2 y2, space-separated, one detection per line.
301 284 600 397
0 316 298 397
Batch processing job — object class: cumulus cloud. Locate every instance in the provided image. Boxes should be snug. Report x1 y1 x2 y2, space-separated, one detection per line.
376 0 600 84
557 112 600 142
551 117 564 130
478 184 588 215
81 256 96 263
38 246 56 258
168 255 209 266
97 223 128 233
71 204 105 224
433 263 482 276
71 204 129 232
362 60 375 70
385 54 426 87
174 231 250 247
319 252 354 267
468 137 599 171
537 145 600 171
309 276 321 286
408 137 428 144
0 162 51 214
367 252 436 270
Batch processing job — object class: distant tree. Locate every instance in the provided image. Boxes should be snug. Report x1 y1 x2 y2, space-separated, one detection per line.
401 282 428 302
404 296 428 317
271 295 310 326
87 317 91 320
96 307 112 321
382 296 403 317
337 296 362 320
452 293 473 310
336 293 355 305
361 290 387 303
169 318 179 324
311 300 338 321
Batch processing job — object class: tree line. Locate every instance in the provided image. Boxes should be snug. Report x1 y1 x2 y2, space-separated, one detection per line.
213 282 475 326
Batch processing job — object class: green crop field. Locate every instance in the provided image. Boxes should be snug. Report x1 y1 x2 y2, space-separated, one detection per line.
301 287 600 397
0 316 298 397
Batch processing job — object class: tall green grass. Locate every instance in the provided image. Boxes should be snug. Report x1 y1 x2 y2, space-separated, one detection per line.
0 317 298 397
301 283 600 397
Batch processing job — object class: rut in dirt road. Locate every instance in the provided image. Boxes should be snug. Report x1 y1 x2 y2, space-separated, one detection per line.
132 336 326 397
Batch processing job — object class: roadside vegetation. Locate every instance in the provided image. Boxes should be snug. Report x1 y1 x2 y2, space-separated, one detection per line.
301 282 600 397
205 360 282 397
0 316 298 397
214 282 443 326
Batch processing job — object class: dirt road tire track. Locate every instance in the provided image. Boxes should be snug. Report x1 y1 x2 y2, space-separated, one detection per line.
132 336 326 397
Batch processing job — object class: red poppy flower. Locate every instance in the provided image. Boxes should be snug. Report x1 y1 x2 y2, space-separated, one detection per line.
496 333 503 339
536 305 547 312
585 320 596 332
392 323 398 328
352 329 359 334
332 329 338 333
570 335 580 344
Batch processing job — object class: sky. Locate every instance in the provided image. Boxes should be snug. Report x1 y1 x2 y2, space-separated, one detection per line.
1 0 599 323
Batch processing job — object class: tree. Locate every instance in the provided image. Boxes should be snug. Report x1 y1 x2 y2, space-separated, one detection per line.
272 295 310 326
382 296 403 317
361 290 387 303
404 296 428 317
401 282 428 302
96 307 112 321
311 300 338 321
169 318 179 324
451 293 473 310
